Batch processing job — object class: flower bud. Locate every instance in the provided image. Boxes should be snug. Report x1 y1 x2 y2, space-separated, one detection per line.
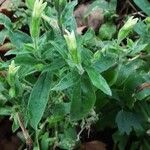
7 60 20 86
9 87 16 98
145 17 150 30
64 30 77 52
118 16 138 44
64 30 79 63
30 0 47 39
122 16 138 30
64 30 84 74
8 60 20 77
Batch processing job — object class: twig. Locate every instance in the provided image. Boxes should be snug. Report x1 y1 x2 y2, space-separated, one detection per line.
16 113 33 150
131 11 146 18
127 0 146 18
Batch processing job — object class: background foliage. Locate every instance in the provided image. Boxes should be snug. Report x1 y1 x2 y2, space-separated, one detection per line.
0 0 150 149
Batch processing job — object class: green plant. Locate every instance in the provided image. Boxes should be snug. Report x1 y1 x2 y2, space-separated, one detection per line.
0 0 150 150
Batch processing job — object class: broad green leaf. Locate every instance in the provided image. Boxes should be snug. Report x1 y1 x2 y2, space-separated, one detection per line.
85 0 109 16
0 13 12 30
70 75 96 120
28 72 51 129
61 0 77 31
41 133 50 150
26 0 35 9
51 71 78 91
43 59 65 73
0 93 7 105
129 40 147 55
9 31 32 49
15 54 38 66
135 88 150 100
134 21 147 36
93 53 117 73
116 59 144 86
17 65 36 78
0 29 8 44
50 41 67 59
109 0 117 11
86 67 112 96
48 103 68 125
0 107 12 115
113 131 128 150
59 127 77 150
133 0 150 16
98 23 116 40
116 110 142 135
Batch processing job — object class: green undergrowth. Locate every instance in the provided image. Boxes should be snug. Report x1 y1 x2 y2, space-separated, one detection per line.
0 0 150 149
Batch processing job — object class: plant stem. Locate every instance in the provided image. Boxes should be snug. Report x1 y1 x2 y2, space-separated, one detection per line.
36 130 40 150
57 9 63 36
16 113 33 150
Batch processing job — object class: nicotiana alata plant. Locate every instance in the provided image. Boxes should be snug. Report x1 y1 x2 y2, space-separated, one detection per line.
0 0 150 149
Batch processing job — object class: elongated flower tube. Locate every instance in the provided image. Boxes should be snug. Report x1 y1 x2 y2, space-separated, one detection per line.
122 16 138 30
64 30 79 63
30 0 47 39
118 16 138 44
8 60 20 78
7 60 20 98
64 30 84 74
7 60 19 85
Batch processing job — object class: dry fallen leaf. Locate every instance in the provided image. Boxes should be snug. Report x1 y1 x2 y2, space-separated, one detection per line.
80 141 106 150
0 0 11 11
74 4 104 34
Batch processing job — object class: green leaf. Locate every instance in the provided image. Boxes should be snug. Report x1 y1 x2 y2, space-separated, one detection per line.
134 21 147 36
70 75 96 120
15 54 38 66
50 41 67 59
133 0 150 16
0 13 12 30
0 29 8 44
51 71 78 91
9 31 32 49
28 72 51 129
98 23 116 40
59 126 77 150
93 53 117 73
116 59 143 86
0 107 12 116
116 110 142 135
113 131 128 150
86 67 112 96
26 0 35 9
109 0 117 12
85 0 109 16
135 88 150 100
129 40 147 55
61 0 77 31
41 133 49 150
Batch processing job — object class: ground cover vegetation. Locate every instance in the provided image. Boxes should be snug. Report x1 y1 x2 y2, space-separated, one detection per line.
0 0 150 149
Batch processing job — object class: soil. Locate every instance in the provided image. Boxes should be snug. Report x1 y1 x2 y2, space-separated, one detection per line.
0 118 21 150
